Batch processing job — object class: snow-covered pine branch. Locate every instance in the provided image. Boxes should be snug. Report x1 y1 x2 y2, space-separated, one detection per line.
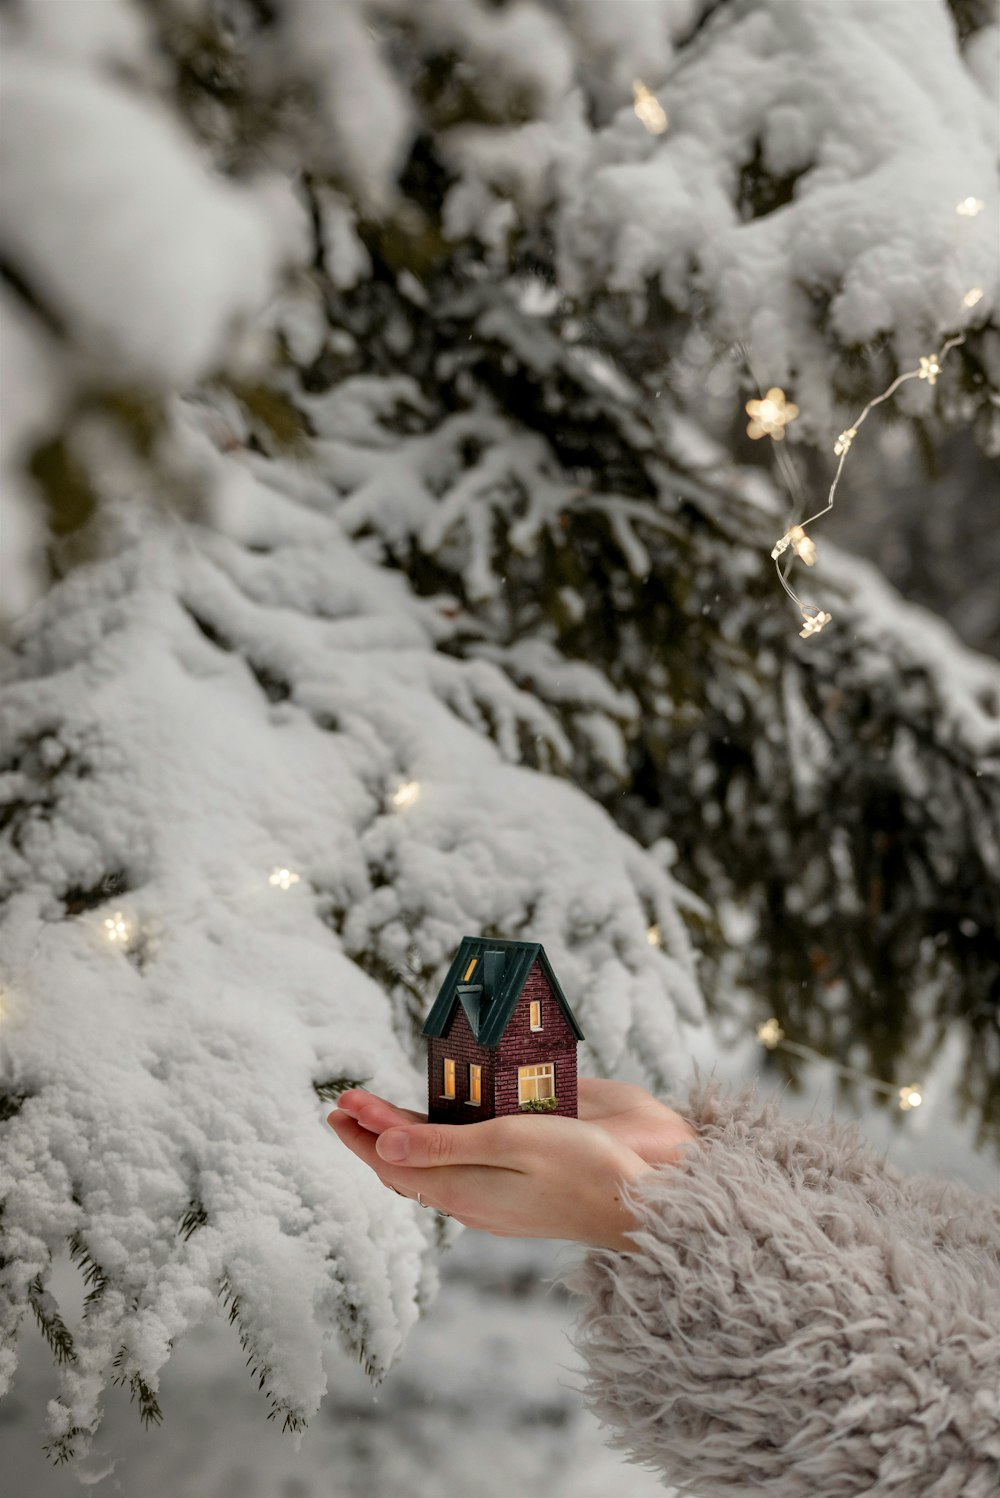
2 0 998 1467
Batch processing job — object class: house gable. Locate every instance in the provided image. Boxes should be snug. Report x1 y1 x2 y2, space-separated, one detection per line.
421 936 585 1048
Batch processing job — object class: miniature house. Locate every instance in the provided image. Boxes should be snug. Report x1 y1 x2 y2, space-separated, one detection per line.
422 936 584 1124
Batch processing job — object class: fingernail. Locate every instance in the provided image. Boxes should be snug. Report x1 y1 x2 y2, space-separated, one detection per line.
376 1130 409 1163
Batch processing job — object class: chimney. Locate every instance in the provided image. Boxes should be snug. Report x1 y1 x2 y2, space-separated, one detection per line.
482 949 504 1001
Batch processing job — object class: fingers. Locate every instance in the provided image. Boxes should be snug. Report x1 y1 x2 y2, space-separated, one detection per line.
374 1115 530 1171
333 1090 426 1133
327 1109 482 1218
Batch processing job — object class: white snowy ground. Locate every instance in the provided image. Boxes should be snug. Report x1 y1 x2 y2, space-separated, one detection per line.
5 1013 993 1498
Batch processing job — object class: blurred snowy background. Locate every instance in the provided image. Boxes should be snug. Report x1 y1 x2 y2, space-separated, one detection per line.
1 1 998 1495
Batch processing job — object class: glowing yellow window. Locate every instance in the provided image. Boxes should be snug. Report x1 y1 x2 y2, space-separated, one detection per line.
518 1063 554 1103
443 1057 456 1099
529 1000 542 1031
463 957 478 981
468 1064 482 1105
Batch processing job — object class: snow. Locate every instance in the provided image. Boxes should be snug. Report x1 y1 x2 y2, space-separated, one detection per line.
2 0 997 1475
443 0 997 433
0 53 293 386
6 1232 672 1498
0 396 704 1456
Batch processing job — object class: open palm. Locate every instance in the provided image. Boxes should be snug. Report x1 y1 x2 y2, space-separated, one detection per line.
336 1078 696 1165
577 1079 697 1164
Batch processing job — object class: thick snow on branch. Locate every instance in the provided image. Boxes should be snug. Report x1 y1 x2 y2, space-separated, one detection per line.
442 0 997 432
0 402 702 1457
0 38 294 393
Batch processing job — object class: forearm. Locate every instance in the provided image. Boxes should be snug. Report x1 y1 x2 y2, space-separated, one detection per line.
568 1084 1000 1497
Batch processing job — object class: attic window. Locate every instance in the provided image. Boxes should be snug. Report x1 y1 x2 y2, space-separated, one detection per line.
529 1000 542 1031
463 958 478 982
442 1057 456 1099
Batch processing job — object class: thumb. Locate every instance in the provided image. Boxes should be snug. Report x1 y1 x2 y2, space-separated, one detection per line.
375 1116 527 1169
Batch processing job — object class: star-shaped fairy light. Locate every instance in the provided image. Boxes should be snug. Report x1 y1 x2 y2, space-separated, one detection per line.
898 1084 923 1112
268 867 300 890
799 608 832 639
771 524 817 566
632 80 668 135
746 387 799 441
834 427 857 456
103 911 132 945
955 196 984 217
918 355 942 385
756 1018 785 1050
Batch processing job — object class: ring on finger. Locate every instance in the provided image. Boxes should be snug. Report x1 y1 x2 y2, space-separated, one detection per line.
416 1192 452 1218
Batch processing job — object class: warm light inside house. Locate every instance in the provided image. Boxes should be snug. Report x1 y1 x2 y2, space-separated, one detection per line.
518 1062 554 1103
468 1064 481 1105
529 1000 542 1030
463 957 478 981
443 1057 456 1099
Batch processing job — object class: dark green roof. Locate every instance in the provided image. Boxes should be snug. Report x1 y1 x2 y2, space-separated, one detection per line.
421 936 585 1046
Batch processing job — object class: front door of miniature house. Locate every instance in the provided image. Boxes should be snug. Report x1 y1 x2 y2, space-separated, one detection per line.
422 937 584 1124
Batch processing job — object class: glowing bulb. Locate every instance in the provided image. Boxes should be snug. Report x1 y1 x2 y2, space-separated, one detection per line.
771 525 816 565
834 428 857 456
962 287 984 309
392 780 421 810
746 388 799 441
799 609 832 639
646 923 661 946
632 81 668 135
955 197 984 217
918 355 942 386
898 1084 923 1112
103 912 132 944
268 867 300 890
756 1018 785 1050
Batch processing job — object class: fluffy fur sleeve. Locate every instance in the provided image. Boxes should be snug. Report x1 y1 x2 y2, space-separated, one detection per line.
567 1080 1000 1497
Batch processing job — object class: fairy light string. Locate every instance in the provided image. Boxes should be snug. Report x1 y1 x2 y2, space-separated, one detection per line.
766 332 967 637
756 1017 923 1113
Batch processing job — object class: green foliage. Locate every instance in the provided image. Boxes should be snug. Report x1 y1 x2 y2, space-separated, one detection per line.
311 1077 371 1104
177 1199 208 1242
111 1347 164 1428
520 1096 558 1113
28 1275 77 1366
67 1232 110 1314
218 1272 309 1431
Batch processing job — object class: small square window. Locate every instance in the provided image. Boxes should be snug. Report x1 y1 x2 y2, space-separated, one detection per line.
529 1000 542 1031
443 1057 456 1099
518 1063 554 1103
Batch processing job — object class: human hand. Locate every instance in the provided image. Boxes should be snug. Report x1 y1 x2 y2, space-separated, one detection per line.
327 1081 697 1252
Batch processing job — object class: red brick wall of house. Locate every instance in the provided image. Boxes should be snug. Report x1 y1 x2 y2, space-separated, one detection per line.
494 963 578 1119
427 1008 496 1124
427 961 578 1123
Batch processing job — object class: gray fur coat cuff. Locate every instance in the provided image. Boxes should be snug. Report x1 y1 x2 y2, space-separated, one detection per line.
567 1080 1000 1497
